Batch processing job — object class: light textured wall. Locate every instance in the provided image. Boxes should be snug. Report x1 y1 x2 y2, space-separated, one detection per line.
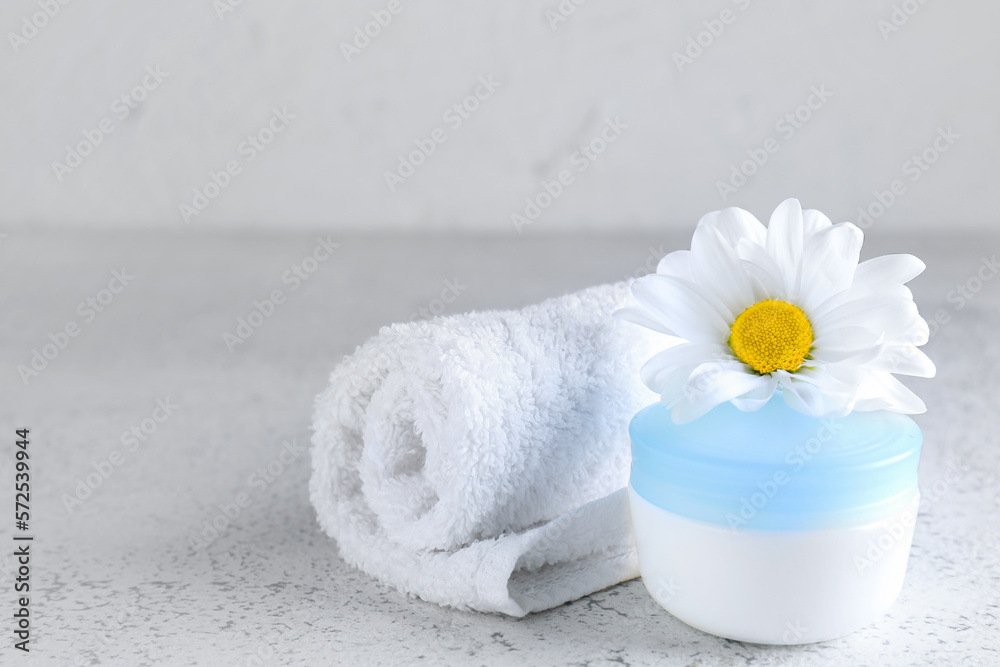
1 0 997 232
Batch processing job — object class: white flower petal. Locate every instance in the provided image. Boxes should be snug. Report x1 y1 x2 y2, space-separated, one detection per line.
730 373 779 412
870 345 936 378
802 208 834 235
671 361 770 424
655 357 731 409
765 198 804 296
794 362 863 397
737 239 786 300
811 326 882 353
631 274 732 343
656 249 694 280
742 268 774 303
656 366 702 406
691 225 753 315
899 314 930 346
639 342 734 392
855 254 926 286
808 344 882 365
809 283 915 327
854 371 927 414
812 295 923 341
694 206 767 248
614 306 676 336
777 379 825 416
777 370 855 418
799 222 864 309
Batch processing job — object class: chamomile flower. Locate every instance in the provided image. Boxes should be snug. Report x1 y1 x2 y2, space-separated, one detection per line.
618 198 935 424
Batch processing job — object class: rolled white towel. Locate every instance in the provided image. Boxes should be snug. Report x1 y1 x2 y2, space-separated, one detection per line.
309 283 659 616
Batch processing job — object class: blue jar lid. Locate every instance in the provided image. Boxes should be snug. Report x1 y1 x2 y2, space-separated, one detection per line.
629 395 922 531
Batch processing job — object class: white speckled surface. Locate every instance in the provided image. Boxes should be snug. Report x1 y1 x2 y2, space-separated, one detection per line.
2 230 998 666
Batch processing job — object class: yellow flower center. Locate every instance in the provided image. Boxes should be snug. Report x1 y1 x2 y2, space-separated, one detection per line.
728 299 813 374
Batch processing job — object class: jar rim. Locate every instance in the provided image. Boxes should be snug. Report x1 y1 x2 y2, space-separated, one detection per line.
629 395 923 531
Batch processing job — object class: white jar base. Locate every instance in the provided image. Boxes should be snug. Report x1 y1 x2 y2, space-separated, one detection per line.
628 485 919 644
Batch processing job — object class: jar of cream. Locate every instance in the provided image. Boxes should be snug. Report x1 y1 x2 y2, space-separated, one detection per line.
628 394 922 644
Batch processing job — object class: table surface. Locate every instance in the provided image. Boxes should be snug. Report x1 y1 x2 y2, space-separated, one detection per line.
2 229 998 667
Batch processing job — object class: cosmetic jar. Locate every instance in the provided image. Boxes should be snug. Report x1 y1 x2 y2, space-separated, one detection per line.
628 395 921 644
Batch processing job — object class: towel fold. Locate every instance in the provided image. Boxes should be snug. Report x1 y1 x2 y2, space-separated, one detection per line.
309 283 659 616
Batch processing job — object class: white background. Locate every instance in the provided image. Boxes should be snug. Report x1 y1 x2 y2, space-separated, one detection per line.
1 0 997 232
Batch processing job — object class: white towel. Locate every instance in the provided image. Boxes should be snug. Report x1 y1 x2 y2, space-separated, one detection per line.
309 283 659 616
